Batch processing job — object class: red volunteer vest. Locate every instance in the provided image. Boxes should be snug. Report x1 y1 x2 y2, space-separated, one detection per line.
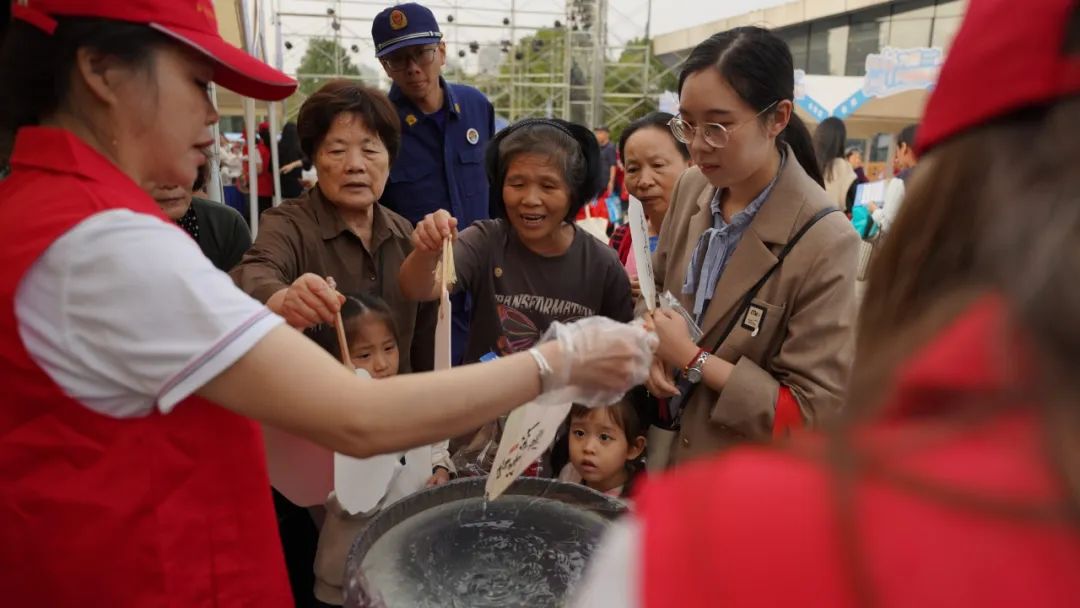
256 142 274 196
0 127 291 606
638 297 1080 607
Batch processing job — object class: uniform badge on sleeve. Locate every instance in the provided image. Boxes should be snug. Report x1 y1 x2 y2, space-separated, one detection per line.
466 128 479 145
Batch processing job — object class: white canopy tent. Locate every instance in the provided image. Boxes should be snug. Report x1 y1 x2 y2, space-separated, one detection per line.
793 46 943 138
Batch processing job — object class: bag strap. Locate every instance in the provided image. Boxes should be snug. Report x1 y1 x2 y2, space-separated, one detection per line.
705 207 839 356
663 206 839 429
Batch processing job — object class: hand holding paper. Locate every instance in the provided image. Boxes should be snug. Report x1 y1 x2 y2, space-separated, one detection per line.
484 317 657 501
854 180 887 208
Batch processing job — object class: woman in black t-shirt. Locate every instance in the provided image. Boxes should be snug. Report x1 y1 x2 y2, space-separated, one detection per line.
399 117 635 477
399 118 634 361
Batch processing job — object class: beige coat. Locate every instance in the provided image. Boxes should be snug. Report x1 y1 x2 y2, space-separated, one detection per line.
653 149 858 466
823 158 857 211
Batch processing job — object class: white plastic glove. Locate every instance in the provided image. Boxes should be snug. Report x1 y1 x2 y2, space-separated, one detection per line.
532 316 658 408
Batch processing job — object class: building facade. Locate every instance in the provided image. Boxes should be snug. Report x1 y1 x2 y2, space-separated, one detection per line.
653 0 967 174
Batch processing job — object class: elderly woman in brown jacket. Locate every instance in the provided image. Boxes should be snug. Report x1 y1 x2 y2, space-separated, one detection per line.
229 80 440 606
646 27 858 467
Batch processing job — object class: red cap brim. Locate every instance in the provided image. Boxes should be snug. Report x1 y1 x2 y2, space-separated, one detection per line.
151 23 297 101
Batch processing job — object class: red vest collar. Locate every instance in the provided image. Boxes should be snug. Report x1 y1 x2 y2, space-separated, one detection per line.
10 126 135 186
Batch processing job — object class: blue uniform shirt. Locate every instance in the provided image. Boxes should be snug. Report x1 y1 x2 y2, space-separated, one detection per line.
382 78 494 364
382 78 495 227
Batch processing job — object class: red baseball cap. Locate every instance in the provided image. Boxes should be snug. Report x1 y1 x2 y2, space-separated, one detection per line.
917 0 1080 154
10 0 297 101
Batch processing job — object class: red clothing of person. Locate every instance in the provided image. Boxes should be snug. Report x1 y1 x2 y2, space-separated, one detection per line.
609 224 632 265
575 198 610 223
638 296 1080 607
0 127 291 606
256 140 274 197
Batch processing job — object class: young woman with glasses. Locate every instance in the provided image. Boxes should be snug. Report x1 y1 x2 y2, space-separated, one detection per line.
644 26 860 468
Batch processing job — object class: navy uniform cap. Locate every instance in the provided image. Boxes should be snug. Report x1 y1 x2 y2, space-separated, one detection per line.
371 3 443 58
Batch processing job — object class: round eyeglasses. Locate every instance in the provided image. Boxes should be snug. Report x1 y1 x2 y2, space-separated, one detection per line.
668 100 780 149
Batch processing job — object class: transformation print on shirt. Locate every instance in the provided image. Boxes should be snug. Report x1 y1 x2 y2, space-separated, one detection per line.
494 294 594 354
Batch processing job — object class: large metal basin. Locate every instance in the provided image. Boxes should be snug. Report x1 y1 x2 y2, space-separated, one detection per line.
343 477 626 607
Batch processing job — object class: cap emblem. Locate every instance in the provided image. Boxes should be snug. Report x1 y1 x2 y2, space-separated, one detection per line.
390 9 408 30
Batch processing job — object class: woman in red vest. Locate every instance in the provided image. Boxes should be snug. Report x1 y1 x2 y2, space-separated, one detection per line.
573 0 1080 606
256 120 275 214
0 2 653 605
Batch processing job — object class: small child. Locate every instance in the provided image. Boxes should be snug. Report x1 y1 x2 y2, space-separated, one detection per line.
312 294 452 606
558 389 648 499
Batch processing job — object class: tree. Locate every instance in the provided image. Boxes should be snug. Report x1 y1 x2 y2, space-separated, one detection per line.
285 38 363 116
298 38 362 96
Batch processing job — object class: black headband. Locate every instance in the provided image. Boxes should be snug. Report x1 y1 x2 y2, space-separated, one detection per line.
502 118 576 140
485 118 605 221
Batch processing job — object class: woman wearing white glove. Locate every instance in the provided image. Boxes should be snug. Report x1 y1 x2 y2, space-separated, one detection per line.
0 3 655 604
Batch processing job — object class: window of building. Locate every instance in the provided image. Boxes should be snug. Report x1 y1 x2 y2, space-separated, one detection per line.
845 138 867 159
777 24 810 72
869 132 893 163
808 17 849 76
846 7 890 76
890 0 935 48
893 0 936 18
934 0 965 17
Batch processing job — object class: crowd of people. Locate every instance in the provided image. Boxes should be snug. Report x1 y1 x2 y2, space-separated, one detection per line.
2 0 1080 605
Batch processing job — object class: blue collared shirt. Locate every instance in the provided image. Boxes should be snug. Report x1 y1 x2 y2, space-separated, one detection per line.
380 77 495 227
683 151 787 323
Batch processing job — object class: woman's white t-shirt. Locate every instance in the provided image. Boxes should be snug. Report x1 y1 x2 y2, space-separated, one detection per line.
14 209 282 418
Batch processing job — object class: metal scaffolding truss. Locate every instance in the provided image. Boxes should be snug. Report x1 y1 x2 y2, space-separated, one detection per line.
276 0 683 133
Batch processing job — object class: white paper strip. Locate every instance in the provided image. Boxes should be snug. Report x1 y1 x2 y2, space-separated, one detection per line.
628 195 657 311
435 287 452 372
484 401 572 501
333 368 403 515
335 239 456 512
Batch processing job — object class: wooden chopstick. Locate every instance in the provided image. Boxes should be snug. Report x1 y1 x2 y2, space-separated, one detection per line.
326 276 354 370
